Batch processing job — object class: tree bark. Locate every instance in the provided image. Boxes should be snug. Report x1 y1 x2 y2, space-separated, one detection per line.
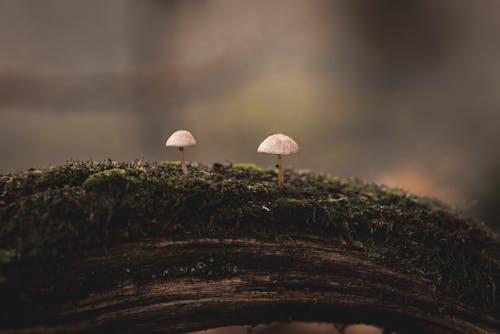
1 235 498 333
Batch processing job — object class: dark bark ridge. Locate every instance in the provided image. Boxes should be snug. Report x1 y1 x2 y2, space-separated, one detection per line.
0 161 499 333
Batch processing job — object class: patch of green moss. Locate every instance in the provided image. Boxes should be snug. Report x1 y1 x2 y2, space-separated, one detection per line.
160 161 181 166
233 163 273 174
82 168 128 193
0 249 15 264
0 160 499 311
272 198 316 226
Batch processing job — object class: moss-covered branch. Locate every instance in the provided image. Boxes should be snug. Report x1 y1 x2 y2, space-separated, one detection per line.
0 161 499 333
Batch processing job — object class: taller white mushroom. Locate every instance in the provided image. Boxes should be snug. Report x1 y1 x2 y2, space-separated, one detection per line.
257 133 299 189
166 130 197 174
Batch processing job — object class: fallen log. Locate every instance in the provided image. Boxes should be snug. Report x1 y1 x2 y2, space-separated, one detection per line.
0 161 498 333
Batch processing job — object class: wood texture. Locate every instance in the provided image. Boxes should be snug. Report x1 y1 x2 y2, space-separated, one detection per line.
1 235 498 333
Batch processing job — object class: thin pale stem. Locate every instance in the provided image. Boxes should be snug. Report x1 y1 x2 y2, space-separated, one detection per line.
277 154 284 190
179 147 188 175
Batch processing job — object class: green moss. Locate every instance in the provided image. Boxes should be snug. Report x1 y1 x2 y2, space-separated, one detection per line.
272 198 316 225
82 168 128 193
160 161 181 166
233 163 273 174
0 249 15 264
0 160 499 311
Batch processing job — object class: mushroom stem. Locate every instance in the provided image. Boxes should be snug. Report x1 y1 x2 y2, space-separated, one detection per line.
277 154 284 189
179 147 188 175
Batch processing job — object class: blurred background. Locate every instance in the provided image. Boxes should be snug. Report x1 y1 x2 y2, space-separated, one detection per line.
1 0 500 225
1 1 499 332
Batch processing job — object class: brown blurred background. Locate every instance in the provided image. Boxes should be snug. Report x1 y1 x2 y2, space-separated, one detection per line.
1 0 500 224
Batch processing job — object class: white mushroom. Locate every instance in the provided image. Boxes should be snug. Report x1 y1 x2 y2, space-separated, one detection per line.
166 130 197 174
257 133 299 189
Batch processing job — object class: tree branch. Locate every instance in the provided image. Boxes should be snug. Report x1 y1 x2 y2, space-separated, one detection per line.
1 161 499 333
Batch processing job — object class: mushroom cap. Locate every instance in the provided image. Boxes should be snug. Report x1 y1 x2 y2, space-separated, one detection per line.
166 130 197 148
257 133 299 156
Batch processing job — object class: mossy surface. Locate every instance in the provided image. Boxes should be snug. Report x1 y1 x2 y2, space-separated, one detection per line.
0 160 499 311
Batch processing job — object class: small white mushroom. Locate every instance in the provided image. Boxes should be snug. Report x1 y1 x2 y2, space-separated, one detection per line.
166 130 197 174
257 133 299 189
